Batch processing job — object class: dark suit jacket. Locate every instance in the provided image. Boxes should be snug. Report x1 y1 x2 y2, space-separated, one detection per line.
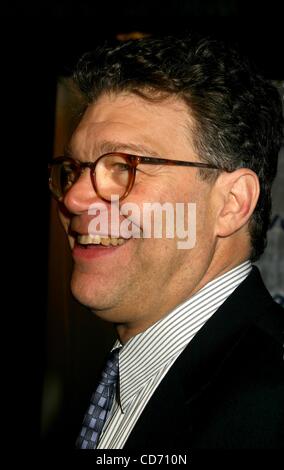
45 266 284 450
123 266 284 449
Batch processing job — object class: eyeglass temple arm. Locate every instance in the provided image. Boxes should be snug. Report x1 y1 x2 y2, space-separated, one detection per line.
137 156 220 170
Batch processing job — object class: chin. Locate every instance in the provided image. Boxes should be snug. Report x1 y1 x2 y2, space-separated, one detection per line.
71 275 134 324
70 273 103 309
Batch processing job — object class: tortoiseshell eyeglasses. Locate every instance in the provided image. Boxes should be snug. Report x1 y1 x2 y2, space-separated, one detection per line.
48 152 221 202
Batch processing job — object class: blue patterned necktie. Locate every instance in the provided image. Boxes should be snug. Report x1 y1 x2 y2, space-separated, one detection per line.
76 348 120 449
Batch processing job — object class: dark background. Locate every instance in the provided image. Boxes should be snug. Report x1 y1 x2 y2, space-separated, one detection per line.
2 1 283 456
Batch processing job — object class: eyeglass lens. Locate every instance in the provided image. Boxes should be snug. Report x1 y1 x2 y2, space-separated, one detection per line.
50 154 133 201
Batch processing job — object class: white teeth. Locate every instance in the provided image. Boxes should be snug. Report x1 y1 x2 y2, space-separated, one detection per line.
78 234 101 245
100 237 111 246
77 234 127 246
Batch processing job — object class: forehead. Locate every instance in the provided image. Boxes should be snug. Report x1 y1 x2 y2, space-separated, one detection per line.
70 92 195 158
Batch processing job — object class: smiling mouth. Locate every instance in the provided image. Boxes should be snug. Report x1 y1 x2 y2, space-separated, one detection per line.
77 234 128 247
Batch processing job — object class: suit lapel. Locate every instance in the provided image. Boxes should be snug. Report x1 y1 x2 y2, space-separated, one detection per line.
124 267 275 449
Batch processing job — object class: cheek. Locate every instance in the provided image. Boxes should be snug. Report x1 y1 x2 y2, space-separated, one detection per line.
194 200 217 257
134 179 166 201
128 181 194 239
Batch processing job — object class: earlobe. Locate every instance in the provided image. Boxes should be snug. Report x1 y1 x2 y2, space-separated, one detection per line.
215 169 260 238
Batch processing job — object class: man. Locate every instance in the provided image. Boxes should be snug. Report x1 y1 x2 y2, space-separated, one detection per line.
48 34 284 449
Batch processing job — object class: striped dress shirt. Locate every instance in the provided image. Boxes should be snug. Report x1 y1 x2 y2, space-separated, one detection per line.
97 261 252 449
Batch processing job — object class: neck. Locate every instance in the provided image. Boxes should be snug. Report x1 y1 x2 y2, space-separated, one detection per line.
116 254 250 344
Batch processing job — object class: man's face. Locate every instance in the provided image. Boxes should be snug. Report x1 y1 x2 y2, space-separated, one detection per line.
59 92 217 338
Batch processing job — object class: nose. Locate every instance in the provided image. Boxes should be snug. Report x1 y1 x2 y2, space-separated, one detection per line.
63 169 101 215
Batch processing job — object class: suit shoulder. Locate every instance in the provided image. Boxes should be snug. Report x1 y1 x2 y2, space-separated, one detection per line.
254 296 284 346
228 302 284 381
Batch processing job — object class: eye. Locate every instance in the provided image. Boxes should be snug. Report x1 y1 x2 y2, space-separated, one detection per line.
111 162 131 172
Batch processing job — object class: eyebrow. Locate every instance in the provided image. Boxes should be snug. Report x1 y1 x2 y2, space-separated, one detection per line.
65 140 161 160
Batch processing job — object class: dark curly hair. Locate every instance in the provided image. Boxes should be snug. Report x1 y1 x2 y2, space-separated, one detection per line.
73 34 283 261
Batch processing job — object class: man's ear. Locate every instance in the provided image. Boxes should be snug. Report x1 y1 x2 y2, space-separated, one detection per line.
214 168 260 238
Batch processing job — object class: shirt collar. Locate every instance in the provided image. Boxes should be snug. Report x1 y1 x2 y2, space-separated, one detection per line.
113 261 252 412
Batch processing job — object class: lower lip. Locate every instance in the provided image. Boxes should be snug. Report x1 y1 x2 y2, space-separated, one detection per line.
72 242 127 260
